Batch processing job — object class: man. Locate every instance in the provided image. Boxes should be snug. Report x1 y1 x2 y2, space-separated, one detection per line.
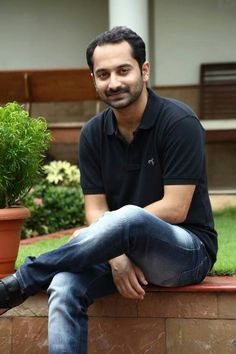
0 27 217 353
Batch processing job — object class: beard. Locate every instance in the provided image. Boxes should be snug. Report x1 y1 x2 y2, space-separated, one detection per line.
96 78 144 110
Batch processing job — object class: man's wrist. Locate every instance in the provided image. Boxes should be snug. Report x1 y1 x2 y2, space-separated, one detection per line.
108 255 124 268
108 258 115 266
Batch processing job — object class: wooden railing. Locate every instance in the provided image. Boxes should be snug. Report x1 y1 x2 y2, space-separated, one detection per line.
199 62 236 120
0 67 99 115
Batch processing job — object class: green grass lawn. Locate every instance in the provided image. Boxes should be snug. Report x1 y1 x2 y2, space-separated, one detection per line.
16 208 236 275
16 236 70 269
210 207 236 276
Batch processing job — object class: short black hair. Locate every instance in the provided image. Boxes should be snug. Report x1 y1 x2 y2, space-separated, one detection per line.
86 26 146 73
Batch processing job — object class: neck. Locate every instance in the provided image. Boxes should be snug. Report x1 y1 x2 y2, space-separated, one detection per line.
113 88 148 143
114 88 148 131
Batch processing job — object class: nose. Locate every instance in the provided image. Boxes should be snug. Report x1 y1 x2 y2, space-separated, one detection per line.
108 73 121 90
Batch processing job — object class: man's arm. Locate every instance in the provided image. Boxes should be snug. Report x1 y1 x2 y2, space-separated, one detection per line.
84 185 195 300
84 185 195 226
84 194 109 224
113 184 195 300
84 194 147 300
145 184 196 223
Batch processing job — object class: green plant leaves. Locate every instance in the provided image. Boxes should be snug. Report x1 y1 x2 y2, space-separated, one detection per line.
21 162 85 238
0 102 52 207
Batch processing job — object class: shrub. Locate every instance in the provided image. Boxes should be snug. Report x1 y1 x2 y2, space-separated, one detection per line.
0 102 51 208
21 161 85 238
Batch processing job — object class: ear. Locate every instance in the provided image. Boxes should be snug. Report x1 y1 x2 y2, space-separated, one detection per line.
90 72 98 90
142 61 150 82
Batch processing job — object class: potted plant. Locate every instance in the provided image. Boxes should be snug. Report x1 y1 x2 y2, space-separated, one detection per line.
0 102 51 277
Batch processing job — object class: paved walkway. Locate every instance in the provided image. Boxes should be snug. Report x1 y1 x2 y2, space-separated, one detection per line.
210 194 236 211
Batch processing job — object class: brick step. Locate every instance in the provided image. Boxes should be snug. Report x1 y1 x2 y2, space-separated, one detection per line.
1 276 236 353
148 275 236 293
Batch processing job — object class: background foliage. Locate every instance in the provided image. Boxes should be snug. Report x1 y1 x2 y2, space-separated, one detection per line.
21 161 85 238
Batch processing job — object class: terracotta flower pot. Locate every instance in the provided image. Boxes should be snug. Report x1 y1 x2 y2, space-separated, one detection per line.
0 207 30 277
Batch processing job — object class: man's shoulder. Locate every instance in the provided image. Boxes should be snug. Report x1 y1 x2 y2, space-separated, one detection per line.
149 89 199 124
150 93 204 146
161 96 198 122
81 107 112 135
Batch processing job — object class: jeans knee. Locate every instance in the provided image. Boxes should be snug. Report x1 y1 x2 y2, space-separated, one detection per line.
48 272 71 298
115 205 147 225
119 204 141 214
48 272 90 309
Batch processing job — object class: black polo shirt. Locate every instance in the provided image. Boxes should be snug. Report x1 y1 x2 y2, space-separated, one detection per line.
79 89 218 266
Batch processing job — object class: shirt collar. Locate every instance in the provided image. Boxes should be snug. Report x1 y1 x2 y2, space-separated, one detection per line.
104 88 163 135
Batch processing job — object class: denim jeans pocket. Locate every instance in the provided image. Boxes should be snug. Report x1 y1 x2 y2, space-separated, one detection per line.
160 255 211 287
174 256 211 287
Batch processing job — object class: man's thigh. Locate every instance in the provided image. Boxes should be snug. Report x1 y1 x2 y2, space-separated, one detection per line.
126 215 211 287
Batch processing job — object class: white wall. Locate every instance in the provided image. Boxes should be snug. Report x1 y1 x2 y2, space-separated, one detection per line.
1 0 236 86
0 0 108 69
153 0 236 85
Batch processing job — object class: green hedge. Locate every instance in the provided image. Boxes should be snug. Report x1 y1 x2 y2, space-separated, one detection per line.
21 161 85 238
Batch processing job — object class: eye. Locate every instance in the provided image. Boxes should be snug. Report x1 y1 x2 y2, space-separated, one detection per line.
119 67 130 75
96 72 109 80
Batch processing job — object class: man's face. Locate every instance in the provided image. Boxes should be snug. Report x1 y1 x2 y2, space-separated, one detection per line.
92 41 149 109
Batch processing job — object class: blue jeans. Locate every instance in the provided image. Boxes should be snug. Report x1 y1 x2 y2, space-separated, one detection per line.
16 205 211 354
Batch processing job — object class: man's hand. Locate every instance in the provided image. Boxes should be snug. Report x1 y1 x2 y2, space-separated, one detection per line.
68 227 88 241
109 254 148 300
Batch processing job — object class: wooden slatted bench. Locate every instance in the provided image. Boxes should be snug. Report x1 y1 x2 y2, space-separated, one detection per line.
0 67 98 112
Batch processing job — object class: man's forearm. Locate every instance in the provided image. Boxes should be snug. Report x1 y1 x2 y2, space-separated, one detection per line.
144 200 184 224
144 185 195 224
84 194 109 225
85 209 106 225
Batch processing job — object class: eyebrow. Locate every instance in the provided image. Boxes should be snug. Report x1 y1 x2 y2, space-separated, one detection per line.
95 63 133 75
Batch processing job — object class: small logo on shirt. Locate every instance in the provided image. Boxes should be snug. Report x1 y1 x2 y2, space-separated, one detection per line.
148 158 155 166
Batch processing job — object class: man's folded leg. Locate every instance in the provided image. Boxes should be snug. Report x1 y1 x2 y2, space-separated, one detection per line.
3 206 144 299
0 206 141 311
0 205 210 313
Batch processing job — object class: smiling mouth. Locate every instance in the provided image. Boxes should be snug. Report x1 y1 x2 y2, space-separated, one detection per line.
108 92 124 99
106 89 128 98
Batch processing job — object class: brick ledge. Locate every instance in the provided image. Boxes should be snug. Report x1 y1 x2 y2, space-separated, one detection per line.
147 276 236 293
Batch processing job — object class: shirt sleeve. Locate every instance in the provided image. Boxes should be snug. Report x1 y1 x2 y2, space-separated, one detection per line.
78 128 105 195
161 116 205 185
